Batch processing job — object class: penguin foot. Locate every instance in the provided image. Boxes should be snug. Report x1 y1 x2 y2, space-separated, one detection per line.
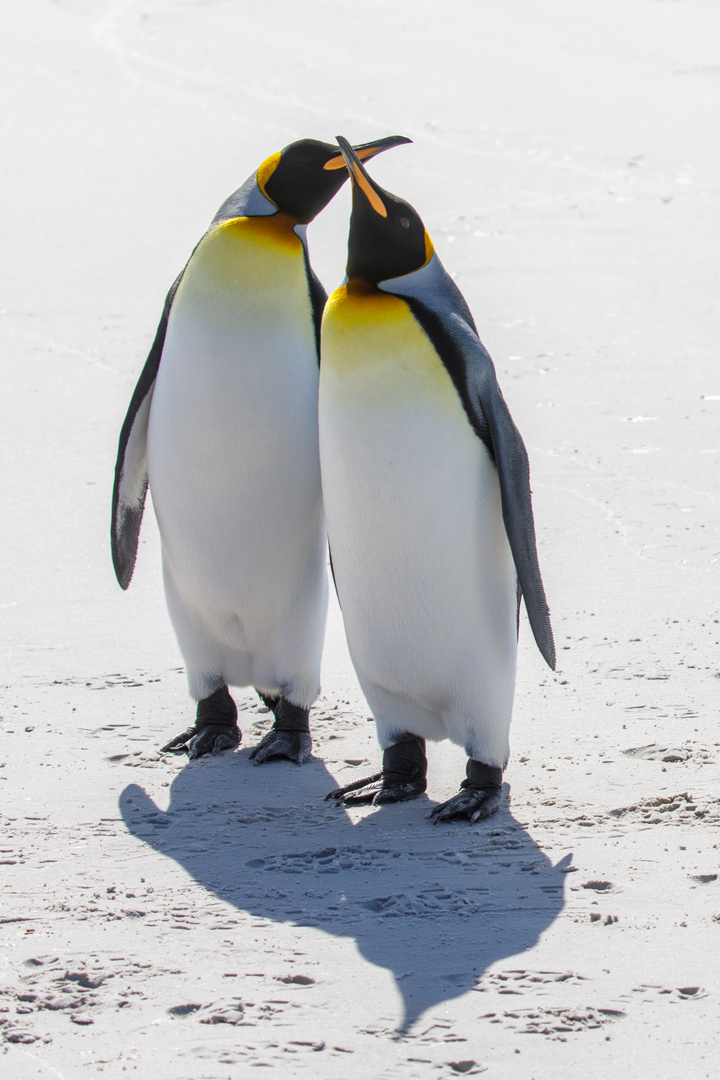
324 771 383 804
160 686 240 759
325 734 427 806
325 773 425 806
248 699 312 766
428 761 503 824
249 730 312 766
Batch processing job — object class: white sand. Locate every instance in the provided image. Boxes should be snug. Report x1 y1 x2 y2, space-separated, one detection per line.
2 0 719 1076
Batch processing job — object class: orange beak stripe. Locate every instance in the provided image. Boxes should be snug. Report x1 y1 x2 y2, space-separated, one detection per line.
323 145 386 171
352 166 387 217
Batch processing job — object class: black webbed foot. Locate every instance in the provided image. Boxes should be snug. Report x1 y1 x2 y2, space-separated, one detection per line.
248 698 312 765
248 729 312 765
184 723 241 760
325 734 427 806
428 786 502 823
160 686 240 759
428 760 503 824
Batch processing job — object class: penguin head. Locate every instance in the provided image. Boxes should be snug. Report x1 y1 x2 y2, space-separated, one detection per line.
336 135 433 284
256 135 411 225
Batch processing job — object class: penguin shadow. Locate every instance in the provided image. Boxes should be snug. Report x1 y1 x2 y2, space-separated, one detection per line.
120 751 570 1034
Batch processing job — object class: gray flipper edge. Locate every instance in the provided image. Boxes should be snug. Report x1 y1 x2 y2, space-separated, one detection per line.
454 316 556 670
389 269 555 670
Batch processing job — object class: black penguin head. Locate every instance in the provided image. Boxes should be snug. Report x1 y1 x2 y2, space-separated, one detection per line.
336 135 433 284
257 135 411 225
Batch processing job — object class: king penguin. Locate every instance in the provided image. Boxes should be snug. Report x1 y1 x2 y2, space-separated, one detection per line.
111 135 410 764
320 138 555 822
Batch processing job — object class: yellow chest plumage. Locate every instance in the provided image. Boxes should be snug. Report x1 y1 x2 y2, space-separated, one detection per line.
321 280 460 413
175 213 307 314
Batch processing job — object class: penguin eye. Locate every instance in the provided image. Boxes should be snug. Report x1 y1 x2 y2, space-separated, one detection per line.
399 217 410 229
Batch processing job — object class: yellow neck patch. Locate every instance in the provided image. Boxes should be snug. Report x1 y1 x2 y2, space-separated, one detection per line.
323 279 411 338
215 212 302 255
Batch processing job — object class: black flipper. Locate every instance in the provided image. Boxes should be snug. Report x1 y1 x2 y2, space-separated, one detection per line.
401 295 556 671
300 240 328 363
328 543 339 602
110 269 184 590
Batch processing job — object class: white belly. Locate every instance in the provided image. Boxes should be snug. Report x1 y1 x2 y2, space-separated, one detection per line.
146 218 327 702
319 285 517 764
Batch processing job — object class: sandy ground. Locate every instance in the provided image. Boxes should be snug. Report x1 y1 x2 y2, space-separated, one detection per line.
2 0 720 1076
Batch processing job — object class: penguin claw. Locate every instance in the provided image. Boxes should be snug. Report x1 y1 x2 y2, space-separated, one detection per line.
160 727 197 754
248 730 312 766
189 724 241 759
325 775 382 805
160 724 240 758
427 786 502 824
374 779 426 805
325 773 425 806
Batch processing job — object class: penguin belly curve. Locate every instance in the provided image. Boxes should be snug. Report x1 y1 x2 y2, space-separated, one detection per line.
147 217 328 704
319 287 517 768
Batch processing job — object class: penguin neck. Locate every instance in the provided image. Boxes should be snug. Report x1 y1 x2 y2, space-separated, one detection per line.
328 277 404 315
345 277 382 297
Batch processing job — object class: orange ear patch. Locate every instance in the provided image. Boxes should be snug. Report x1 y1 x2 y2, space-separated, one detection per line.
256 151 282 200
